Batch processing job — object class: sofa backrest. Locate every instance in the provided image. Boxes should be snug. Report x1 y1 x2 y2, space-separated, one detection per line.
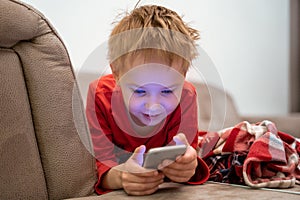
194 82 242 131
0 0 97 199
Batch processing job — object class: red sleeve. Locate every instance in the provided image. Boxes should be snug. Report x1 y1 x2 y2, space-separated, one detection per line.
169 82 200 145
182 82 209 184
85 79 118 194
187 156 210 184
167 82 210 184
93 161 113 194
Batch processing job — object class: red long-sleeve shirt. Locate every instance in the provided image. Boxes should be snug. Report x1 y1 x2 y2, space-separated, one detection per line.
86 74 209 194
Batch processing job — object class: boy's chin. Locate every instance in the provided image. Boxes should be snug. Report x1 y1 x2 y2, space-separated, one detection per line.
136 119 163 127
142 120 163 127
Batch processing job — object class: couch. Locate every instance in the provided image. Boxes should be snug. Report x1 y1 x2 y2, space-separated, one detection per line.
0 0 96 199
1 0 299 199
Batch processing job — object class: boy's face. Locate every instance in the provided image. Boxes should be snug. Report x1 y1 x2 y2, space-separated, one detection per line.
116 58 185 127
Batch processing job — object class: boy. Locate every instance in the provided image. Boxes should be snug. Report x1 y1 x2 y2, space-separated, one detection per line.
86 5 209 196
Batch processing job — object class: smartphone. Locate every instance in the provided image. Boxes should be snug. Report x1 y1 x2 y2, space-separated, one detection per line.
143 145 187 169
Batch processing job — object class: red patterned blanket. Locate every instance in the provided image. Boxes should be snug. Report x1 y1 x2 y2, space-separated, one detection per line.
198 121 300 188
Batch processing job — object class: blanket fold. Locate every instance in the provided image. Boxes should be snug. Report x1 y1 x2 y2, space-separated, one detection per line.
199 120 300 188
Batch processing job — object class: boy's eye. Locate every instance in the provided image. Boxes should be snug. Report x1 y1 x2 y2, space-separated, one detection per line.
134 89 146 94
161 89 173 94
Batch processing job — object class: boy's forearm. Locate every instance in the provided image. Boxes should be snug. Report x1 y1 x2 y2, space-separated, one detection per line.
101 166 123 190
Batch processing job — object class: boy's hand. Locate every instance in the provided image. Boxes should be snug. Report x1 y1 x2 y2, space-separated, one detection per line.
159 133 198 183
116 145 165 195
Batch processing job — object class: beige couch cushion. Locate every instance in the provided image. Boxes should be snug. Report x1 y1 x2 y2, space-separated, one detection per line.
0 0 97 199
0 48 48 199
194 82 242 131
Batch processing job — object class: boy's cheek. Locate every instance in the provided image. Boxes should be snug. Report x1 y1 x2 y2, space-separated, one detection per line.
121 90 138 110
162 96 181 114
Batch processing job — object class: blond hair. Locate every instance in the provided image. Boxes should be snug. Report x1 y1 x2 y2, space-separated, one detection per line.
108 5 199 76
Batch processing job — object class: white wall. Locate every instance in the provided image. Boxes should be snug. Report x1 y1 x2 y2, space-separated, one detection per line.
22 0 290 116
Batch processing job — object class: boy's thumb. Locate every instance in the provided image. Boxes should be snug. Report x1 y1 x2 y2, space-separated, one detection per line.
173 133 189 146
130 145 146 166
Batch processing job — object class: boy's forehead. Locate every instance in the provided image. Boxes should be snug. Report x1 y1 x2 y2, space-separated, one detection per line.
118 64 185 87
131 52 170 65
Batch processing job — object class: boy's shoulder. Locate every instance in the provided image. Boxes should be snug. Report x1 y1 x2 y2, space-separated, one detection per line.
183 80 197 96
89 74 116 93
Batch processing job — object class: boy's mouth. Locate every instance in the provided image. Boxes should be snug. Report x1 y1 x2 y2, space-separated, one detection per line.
143 113 160 118
142 112 166 122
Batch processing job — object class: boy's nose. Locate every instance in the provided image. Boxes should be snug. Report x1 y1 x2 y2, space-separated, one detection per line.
145 103 164 116
145 95 161 110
